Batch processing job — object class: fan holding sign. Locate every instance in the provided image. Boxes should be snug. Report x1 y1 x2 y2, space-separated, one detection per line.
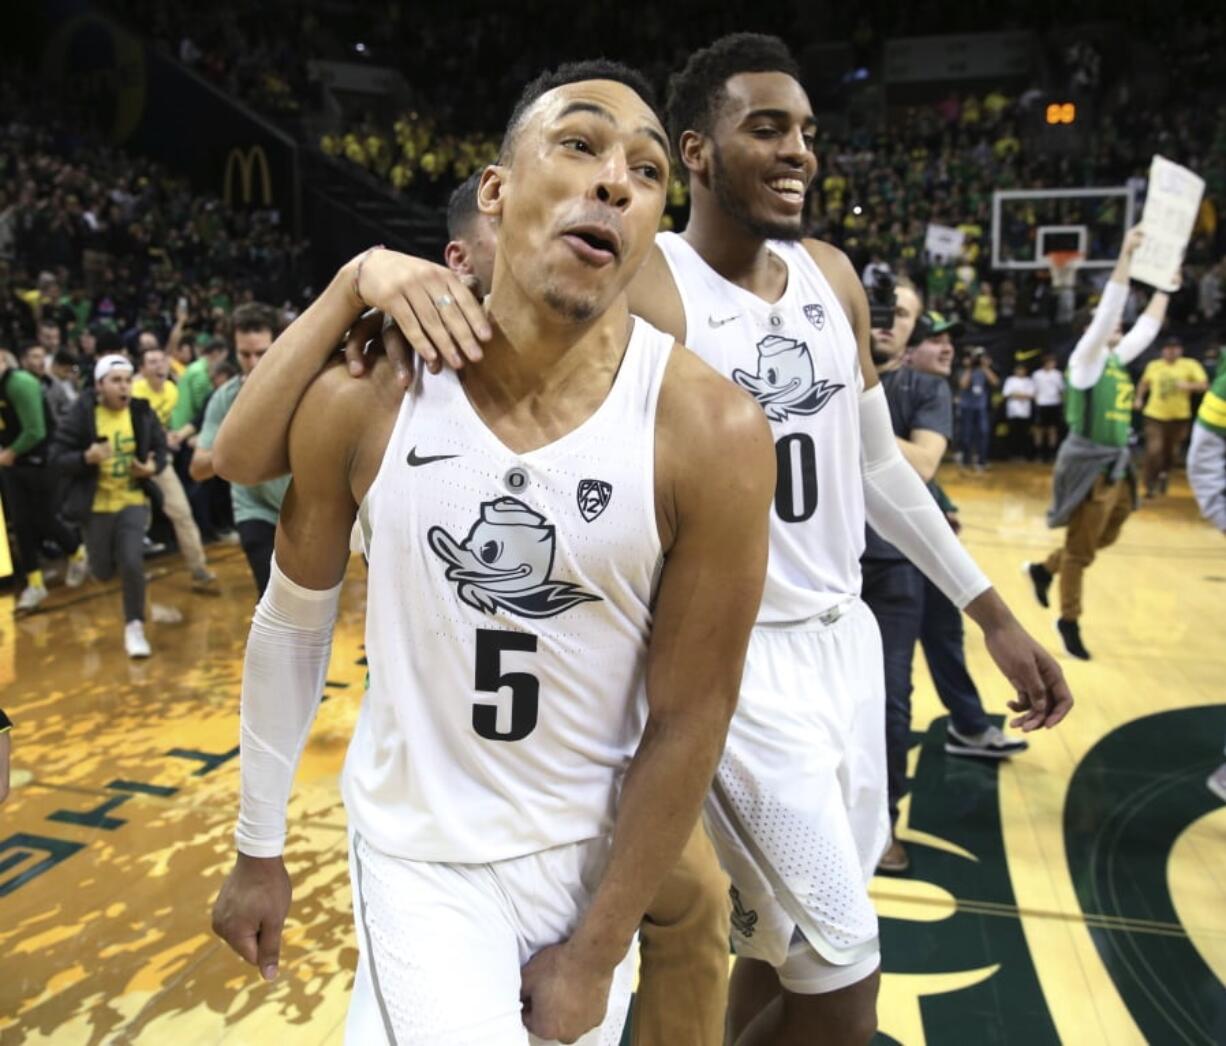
1130 155 1205 292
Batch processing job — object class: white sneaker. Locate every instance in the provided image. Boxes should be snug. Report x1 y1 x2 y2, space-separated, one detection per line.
1209 764 1226 804
125 620 152 658
151 603 184 625
15 585 48 613
66 555 89 588
191 567 219 591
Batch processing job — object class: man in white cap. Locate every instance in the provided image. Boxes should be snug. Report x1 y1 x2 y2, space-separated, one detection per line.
50 354 168 657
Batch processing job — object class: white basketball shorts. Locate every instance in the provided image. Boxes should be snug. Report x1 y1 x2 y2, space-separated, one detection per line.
345 830 636 1045
703 597 889 993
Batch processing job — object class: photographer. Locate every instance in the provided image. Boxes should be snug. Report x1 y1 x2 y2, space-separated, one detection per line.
861 276 1026 873
957 347 999 470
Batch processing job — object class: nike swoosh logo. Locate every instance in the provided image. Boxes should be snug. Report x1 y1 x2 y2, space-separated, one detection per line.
708 314 740 328
406 447 460 467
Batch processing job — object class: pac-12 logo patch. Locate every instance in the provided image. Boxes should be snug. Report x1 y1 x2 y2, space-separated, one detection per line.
803 303 825 330
428 497 601 618
732 334 845 422
577 479 612 522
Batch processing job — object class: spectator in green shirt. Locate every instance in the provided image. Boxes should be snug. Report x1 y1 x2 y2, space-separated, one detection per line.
0 350 87 612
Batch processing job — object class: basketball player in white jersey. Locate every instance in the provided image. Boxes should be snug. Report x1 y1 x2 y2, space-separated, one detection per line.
209 61 775 1045
215 38 1073 1046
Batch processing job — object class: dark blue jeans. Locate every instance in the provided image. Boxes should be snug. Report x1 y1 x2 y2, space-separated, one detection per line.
861 557 925 825
862 558 994 824
960 406 991 465
919 575 991 737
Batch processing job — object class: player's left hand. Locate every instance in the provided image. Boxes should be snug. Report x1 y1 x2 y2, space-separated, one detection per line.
983 619 1074 731
519 939 614 1044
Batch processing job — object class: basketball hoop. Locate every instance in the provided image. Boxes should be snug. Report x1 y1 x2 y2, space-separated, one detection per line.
1045 250 1083 290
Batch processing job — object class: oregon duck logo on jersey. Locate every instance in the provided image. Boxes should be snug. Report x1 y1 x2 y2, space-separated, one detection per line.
428 497 601 618
732 335 844 422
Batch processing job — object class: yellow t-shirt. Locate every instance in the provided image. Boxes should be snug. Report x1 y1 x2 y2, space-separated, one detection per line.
1141 358 1209 421
169 357 187 379
132 377 178 428
92 406 146 513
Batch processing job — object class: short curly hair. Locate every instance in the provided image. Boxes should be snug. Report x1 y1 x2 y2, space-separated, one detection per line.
499 59 664 164
665 34 800 176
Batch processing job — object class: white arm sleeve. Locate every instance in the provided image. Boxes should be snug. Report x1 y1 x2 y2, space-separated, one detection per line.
235 555 342 858
860 384 991 609
1067 280 1129 389
1114 313 1162 367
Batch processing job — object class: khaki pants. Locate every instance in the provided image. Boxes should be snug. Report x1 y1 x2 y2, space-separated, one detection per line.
1143 417 1190 493
153 467 207 574
631 823 731 1046
1044 474 1132 620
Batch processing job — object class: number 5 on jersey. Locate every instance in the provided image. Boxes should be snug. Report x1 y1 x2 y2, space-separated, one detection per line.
473 629 539 741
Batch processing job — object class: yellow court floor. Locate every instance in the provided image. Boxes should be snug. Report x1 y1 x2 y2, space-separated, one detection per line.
1 463 1223 1045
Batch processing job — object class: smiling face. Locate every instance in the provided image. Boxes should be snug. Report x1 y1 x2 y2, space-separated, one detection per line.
692 71 817 241
483 79 670 323
910 332 955 377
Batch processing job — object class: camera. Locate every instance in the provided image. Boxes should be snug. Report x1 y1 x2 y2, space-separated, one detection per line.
866 268 897 331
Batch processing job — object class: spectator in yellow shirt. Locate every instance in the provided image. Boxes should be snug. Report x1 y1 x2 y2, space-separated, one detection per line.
972 285 998 326
1136 336 1209 497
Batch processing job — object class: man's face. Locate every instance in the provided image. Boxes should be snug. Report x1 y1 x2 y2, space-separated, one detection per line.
445 212 498 298
699 71 818 242
1162 342 1182 362
910 332 954 377
38 324 61 351
22 347 47 376
871 286 921 366
97 370 132 410
142 349 169 382
51 359 76 381
235 329 273 376
487 79 670 323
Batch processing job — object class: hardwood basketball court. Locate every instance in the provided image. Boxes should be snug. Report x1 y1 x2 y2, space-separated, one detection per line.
2 463 1224 1044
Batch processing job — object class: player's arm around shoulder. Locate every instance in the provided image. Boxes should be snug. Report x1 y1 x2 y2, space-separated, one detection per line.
276 355 401 588
802 238 880 389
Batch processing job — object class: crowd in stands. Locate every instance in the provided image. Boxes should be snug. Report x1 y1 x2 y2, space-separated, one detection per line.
0 73 310 370
0 67 313 652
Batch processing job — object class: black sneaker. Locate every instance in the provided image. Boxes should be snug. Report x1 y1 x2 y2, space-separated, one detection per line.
1056 618 1091 660
945 724 1029 759
1023 562 1052 608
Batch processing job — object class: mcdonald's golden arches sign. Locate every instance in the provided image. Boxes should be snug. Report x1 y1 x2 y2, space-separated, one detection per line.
223 146 272 207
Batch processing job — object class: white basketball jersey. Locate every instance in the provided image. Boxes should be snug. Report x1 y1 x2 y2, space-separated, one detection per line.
656 232 864 622
342 320 671 864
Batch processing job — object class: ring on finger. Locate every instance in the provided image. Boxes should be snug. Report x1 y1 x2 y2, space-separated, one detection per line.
436 293 454 308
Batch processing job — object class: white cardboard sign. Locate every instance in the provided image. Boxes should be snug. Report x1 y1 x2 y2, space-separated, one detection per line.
1130 155 1204 291
925 223 965 262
